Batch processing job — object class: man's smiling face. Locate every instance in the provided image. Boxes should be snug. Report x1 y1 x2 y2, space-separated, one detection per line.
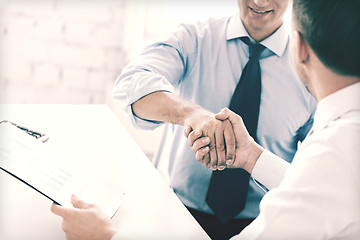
238 0 289 40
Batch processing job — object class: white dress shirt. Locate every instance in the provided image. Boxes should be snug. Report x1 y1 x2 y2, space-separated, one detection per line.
232 82 360 239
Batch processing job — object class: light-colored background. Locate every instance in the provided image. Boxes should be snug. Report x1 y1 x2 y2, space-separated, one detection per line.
0 0 236 160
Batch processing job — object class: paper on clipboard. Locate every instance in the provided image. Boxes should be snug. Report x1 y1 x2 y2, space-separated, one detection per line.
0 121 125 218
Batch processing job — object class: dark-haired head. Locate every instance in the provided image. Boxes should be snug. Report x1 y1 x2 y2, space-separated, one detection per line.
292 0 360 78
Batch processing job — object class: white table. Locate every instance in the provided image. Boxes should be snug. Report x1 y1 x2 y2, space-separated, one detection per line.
0 104 210 240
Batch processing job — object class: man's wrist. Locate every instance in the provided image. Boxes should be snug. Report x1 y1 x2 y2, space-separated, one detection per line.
149 92 208 126
243 139 264 174
182 106 214 127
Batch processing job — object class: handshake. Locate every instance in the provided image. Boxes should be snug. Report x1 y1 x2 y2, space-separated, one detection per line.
183 108 264 174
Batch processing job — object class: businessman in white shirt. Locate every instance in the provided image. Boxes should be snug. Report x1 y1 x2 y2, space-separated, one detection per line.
187 0 360 238
51 0 360 239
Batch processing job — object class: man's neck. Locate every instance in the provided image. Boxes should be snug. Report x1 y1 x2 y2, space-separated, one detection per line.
314 71 359 101
243 22 282 42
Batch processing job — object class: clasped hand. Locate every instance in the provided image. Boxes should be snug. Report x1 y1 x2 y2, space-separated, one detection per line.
183 108 236 170
184 108 258 172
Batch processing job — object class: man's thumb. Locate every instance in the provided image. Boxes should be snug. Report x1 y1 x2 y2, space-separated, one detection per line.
71 194 91 209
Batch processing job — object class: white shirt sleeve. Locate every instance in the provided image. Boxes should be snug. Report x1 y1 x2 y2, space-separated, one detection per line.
251 149 290 190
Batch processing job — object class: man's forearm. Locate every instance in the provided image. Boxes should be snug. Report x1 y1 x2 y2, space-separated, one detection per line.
131 91 208 126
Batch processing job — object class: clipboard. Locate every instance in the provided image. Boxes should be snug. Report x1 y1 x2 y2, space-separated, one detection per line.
0 121 125 218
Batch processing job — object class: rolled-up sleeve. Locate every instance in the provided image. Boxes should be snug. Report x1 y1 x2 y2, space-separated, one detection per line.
112 24 196 130
113 68 176 130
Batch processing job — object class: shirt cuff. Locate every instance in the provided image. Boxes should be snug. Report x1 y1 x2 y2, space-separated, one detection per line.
130 113 164 130
251 149 290 190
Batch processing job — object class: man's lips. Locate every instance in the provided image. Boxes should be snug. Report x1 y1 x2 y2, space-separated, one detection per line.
249 6 273 15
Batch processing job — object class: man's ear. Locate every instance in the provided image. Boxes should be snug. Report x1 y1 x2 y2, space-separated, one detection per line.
293 30 309 64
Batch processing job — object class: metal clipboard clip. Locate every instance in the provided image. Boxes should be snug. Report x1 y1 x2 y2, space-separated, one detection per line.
0 120 49 143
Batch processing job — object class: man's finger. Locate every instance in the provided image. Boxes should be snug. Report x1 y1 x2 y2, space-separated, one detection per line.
216 108 243 129
187 129 202 147
214 122 225 170
202 153 210 168
195 146 209 162
71 195 92 209
192 137 210 152
208 133 218 170
214 108 229 121
51 203 70 218
223 119 235 167
184 125 192 138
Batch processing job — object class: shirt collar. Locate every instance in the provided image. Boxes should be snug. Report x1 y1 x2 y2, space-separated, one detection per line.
226 12 289 57
312 82 360 132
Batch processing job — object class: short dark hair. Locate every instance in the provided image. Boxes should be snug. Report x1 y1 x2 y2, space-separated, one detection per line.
292 0 360 77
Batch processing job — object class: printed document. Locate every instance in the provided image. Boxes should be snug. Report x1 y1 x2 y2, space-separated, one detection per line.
0 122 125 218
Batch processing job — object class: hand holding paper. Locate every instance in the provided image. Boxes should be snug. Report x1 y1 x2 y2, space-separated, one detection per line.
51 195 117 240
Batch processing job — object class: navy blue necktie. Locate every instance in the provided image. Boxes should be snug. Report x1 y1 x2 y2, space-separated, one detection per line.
206 38 265 223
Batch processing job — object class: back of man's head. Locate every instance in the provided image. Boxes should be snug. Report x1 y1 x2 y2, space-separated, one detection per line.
292 0 360 78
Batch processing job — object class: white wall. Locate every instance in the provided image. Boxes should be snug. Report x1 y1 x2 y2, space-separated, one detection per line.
0 0 128 104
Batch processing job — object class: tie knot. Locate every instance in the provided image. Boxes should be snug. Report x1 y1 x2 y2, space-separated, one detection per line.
241 37 265 59
249 43 265 59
